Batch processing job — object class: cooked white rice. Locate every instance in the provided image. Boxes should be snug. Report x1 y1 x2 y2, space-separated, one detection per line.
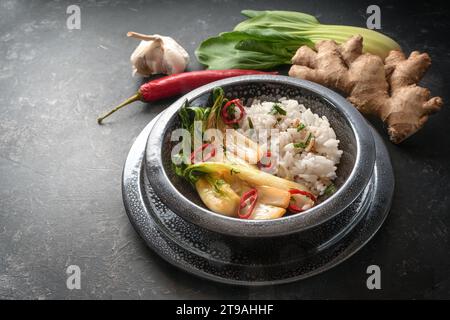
239 98 343 195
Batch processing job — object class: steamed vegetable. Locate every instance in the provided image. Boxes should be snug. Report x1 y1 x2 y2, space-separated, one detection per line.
184 162 309 192
185 162 313 219
206 87 227 131
250 203 286 220
196 10 401 70
196 177 240 216
225 130 262 164
255 186 291 208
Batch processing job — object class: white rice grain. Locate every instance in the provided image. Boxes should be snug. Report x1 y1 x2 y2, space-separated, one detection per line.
239 99 343 195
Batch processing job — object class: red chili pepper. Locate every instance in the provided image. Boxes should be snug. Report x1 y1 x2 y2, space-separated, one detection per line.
288 189 317 213
238 188 258 219
221 99 245 125
190 143 216 164
97 69 278 123
257 151 273 170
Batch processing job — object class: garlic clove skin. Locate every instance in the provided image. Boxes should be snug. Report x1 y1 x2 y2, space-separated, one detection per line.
130 38 164 76
160 36 190 74
128 32 189 77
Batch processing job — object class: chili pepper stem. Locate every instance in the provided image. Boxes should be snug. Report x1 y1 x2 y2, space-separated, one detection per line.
97 92 142 124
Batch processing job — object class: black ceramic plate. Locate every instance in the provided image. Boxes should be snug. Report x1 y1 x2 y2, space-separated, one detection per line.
122 114 394 285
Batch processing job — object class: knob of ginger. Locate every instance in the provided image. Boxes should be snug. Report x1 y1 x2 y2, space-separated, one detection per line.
289 35 443 143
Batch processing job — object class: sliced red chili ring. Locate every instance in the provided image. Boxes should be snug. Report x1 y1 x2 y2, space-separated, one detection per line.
238 188 258 219
221 99 245 125
288 189 317 213
257 150 273 169
190 143 216 164
288 203 303 213
289 189 317 202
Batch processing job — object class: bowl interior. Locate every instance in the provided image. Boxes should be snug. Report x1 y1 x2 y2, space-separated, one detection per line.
161 81 357 213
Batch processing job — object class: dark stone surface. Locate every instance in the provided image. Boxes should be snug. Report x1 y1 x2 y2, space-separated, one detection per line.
0 0 448 299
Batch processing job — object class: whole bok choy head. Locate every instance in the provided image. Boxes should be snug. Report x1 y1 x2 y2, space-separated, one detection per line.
196 10 401 70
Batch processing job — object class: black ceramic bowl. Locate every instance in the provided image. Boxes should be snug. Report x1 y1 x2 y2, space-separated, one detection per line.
145 75 375 237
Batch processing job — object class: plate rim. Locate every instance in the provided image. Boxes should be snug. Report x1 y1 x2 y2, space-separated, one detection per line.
122 115 394 286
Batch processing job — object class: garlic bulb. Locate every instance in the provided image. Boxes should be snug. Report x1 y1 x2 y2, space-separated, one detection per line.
128 31 189 76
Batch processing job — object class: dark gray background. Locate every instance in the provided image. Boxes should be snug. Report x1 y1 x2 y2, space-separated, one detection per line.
0 0 449 299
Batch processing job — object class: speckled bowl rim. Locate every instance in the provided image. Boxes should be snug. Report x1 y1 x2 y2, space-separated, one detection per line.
145 75 375 237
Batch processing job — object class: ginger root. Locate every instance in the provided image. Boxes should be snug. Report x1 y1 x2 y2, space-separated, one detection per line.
289 35 443 143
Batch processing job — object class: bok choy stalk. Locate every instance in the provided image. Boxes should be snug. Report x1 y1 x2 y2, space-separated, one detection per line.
173 87 227 177
179 99 211 141
195 176 240 216
196 10 401 70
184 162 315 219
184 161 310 192
206 87 227 131
173 100 211 176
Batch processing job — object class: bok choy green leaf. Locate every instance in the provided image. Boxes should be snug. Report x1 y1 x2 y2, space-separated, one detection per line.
196 10 401 70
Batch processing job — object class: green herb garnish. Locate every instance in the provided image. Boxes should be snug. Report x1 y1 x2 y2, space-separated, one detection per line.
293 142 306 149
230 168 240 175
173 156 187 177
248 117 254 129
210 178 226 193
297 123 305 131
215 179 225 187
269 104 286 116
324 183 336 196
227 104 236 118
294 133 313 149
179 102 191 130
